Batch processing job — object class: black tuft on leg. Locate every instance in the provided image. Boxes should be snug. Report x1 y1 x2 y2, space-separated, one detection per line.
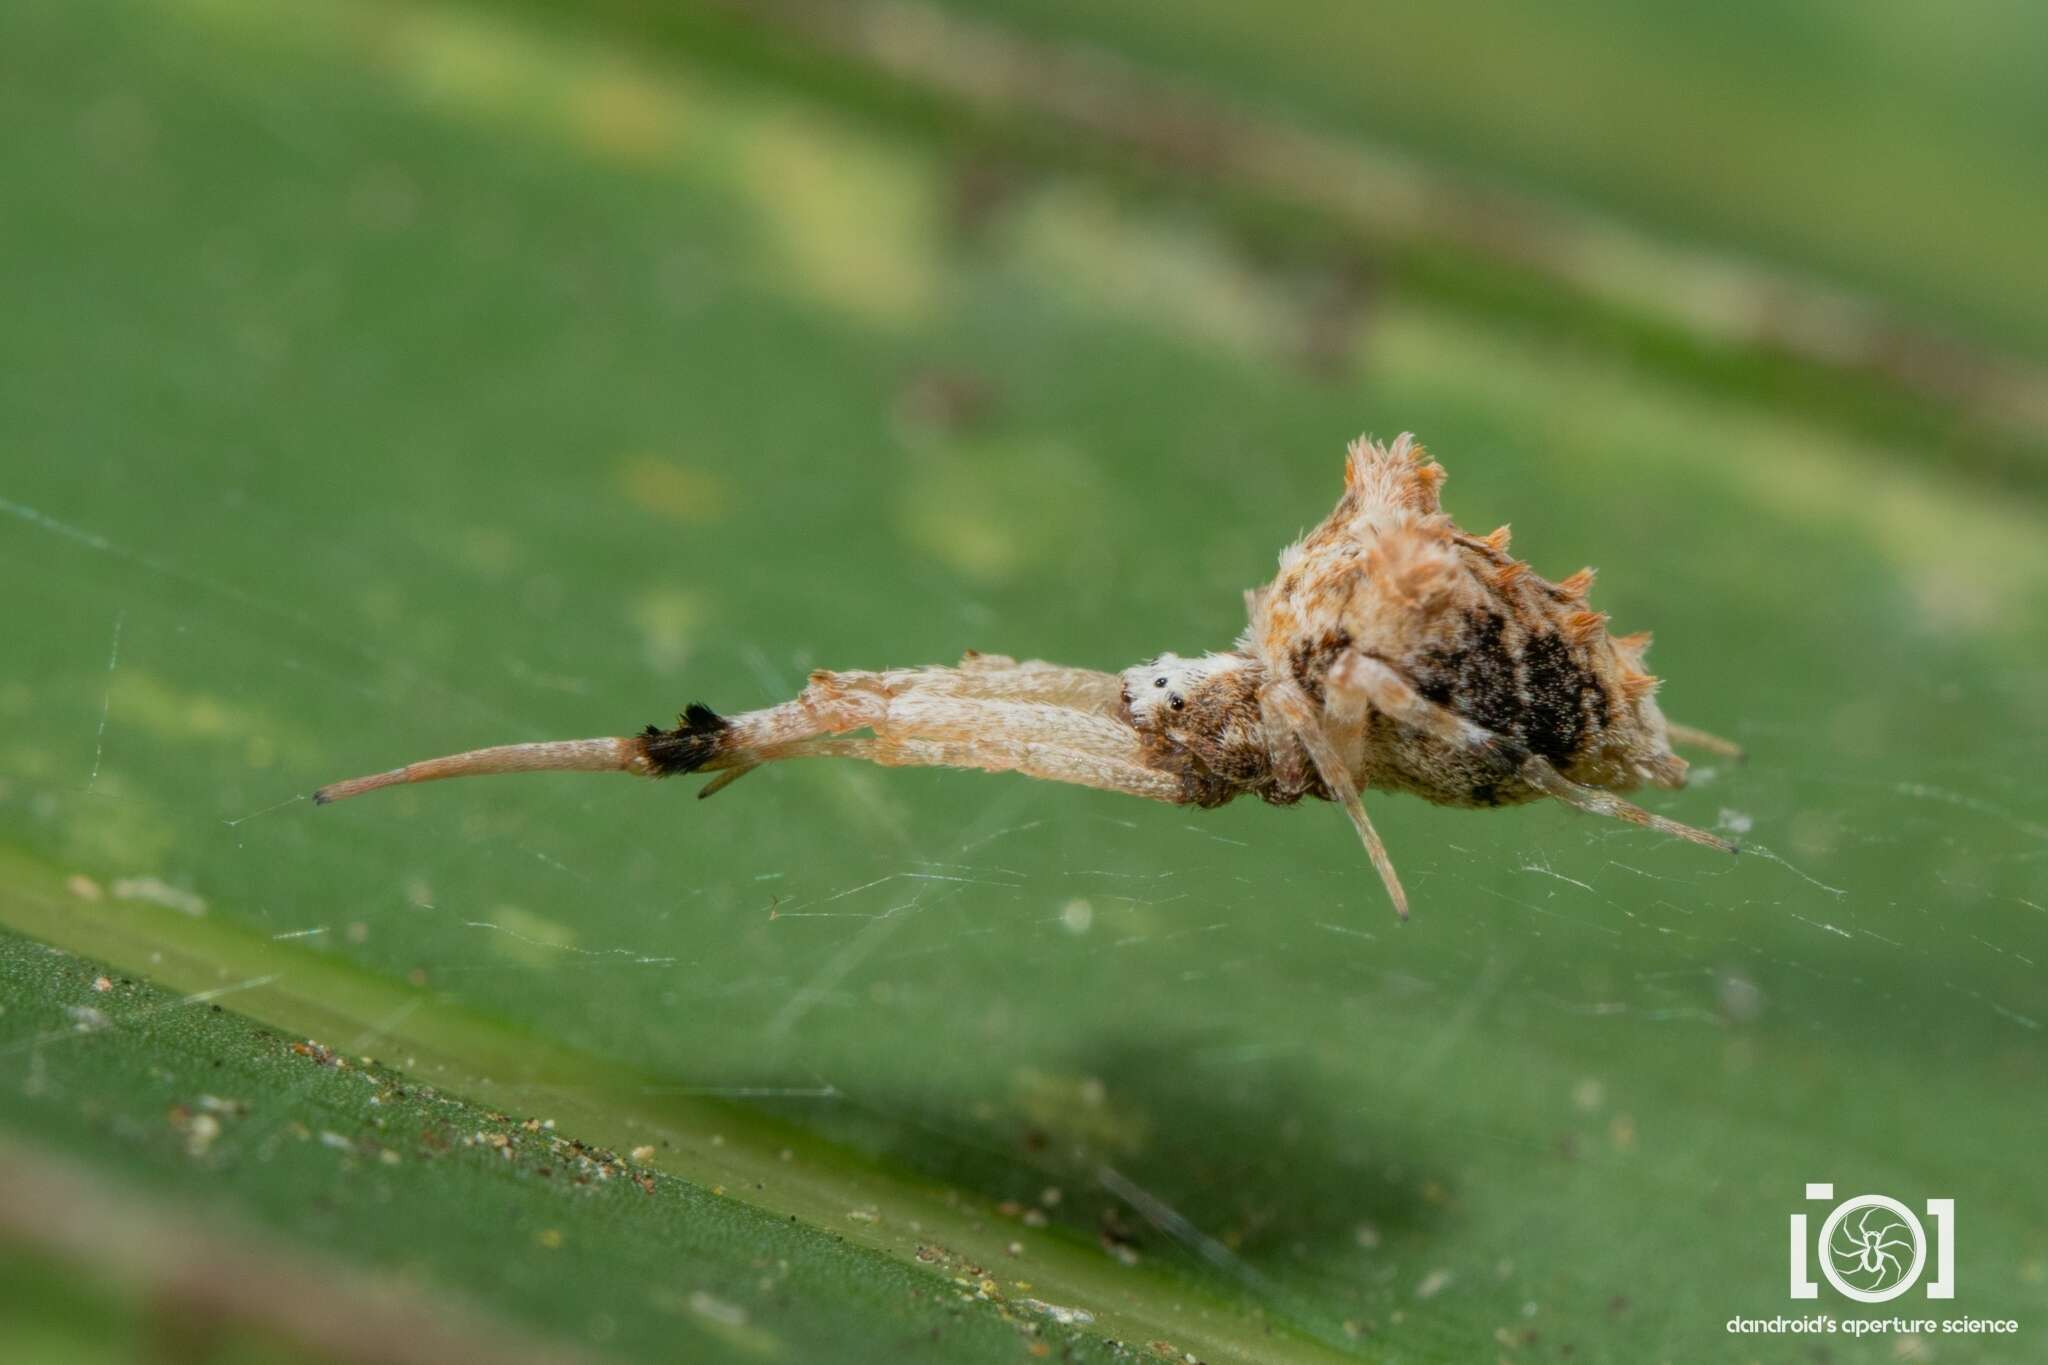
641 702 731 776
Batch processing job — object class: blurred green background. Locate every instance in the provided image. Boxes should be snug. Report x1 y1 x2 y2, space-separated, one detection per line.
3 0 2044 1361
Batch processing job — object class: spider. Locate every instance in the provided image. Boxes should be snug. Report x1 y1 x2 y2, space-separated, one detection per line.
1832 1208 1913 1286
316 434 1740 917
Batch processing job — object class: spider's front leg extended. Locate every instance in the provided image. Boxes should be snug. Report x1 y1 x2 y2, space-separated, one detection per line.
1261 677 1410 920
1664 721 1744 760
948 651 1126 714
1325 652 1736 854
310 660 1170 807
678 668 1188 805
706 660 1125 756
656 669 896 795
784 730 1186 803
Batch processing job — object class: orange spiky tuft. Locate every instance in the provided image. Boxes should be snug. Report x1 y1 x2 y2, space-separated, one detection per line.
1556 566 1596 599
1365 528 1456 607
1406 457 1446 513
1342 449 1364 489
1612 630 1653 657
1483 524 1512 555
1565 610 1608 646
1494 560 1529 589
1620 671 1660 703
1344 432 1443 515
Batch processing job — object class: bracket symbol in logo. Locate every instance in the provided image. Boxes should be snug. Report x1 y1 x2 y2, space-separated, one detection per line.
1790 1184 1955 1302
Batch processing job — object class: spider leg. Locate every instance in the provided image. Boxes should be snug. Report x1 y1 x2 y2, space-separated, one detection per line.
946 651 1126 714
861 733 1184 802
1520 760 1737 852
1317 659 1374 782
312 665 978 803
675 669 900 758
678 663 1080 758
685 676 1189 804
693 763 757 799
1261 676 1409 920
756 659 1125 724
719 728 1187 802
1665 722 1744 761
1327 652 1736 855
1328 652 1517 762
1258 690 1314 798
870 690 1185 800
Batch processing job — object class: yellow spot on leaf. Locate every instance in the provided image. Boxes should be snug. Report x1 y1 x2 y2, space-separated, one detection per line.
896 436 1106 584
1009 187 1292 358
568 60 681 163
1010 1068 1149 1156
457 526 519 578
738 115 940 328
108 672 231 740
616 455 730 525
625 587 709 677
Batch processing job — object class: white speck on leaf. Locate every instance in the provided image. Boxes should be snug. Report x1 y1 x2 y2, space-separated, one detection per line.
110 877 207 917
1019 1298 1094 1326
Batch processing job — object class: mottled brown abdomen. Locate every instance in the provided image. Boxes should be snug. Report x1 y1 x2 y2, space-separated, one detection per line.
1407 607 1611 770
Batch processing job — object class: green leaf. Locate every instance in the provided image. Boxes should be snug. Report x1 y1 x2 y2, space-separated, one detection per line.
2 0 2043 1360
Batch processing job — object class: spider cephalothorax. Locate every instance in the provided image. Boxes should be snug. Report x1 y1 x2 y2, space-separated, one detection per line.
1117 652 1288 808
316 433 1738 918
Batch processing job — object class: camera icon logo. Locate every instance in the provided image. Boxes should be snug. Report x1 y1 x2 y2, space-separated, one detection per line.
1790 1185 1954 1303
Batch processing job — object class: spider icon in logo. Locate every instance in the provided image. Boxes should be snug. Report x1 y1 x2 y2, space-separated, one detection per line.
1821 1198 1922 1299
1790 1186 1953 1303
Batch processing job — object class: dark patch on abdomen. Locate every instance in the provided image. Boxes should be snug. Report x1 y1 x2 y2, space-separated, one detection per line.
1411 611 1604 768
1516 631 1603 765
1289 628 1353 700
1414 611 1519 734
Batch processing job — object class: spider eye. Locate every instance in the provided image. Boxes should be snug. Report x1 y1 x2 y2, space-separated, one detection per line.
1169 694 1185 711
1154 677 1167 687
1119 688 1132 704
